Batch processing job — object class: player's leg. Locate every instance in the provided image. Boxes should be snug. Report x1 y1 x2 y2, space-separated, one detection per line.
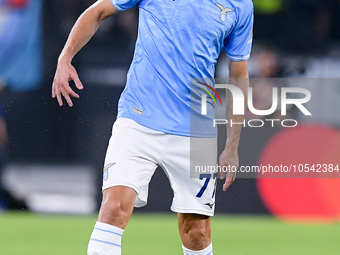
161 135 217 255
98 186 136 228
87 118 163 255
87 186 136 255
178 213 213 254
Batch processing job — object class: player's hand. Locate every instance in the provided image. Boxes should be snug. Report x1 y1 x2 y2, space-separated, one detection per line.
218 147 239 191
52 60 83 107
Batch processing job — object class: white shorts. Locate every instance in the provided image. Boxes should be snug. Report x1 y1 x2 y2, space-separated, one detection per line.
102 118 217 216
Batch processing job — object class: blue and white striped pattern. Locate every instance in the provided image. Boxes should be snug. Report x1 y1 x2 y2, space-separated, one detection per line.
87 222 124 254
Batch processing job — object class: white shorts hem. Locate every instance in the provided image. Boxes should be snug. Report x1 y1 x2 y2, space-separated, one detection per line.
171 206 214 217
102 182 147 207
102 182 140 194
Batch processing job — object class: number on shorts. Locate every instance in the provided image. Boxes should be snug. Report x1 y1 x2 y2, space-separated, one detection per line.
196 173 217 198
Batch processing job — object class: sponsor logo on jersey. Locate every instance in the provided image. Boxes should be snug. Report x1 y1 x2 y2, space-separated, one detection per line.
131 106 144 116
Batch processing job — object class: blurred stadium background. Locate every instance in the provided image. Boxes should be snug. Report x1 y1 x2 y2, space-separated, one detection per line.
0 0 340 254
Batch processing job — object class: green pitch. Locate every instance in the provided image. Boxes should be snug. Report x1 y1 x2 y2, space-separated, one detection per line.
0 212 339 255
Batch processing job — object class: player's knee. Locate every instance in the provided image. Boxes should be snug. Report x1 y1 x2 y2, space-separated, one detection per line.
183 224 210 249
99 199 130 228
187 224 208 240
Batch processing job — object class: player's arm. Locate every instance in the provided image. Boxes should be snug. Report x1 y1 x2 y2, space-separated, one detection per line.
52 0 118 107
219 60 249 191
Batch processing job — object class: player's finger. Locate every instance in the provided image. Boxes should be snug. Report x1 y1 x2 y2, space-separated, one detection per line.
55 88 63 106
65 86 80 98
219 171 226 180
223 170 236 191
72 72 83 90
223 178 234 191
52 84 56 98
61 90 74 107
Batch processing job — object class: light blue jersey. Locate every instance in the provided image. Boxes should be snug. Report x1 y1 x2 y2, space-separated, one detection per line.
111 0 253 137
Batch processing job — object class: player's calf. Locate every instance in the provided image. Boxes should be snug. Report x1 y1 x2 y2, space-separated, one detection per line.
178 213 213 254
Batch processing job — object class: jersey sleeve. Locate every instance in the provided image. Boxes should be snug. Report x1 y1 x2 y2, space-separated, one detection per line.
110 0 143 11
224 5 254 62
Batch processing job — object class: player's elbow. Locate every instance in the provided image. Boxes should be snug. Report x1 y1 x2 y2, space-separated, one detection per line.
86 0 118 22
97 10 113 22
229 60 249 79
83 6 106 23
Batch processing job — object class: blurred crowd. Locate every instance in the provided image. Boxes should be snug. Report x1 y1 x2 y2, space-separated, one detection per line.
47 0 340 53
0 2 339 149
0 0 339 211
1 0 340 93
254 0 340 52
0 103 8 210
0 0 42 92
47 0 138 42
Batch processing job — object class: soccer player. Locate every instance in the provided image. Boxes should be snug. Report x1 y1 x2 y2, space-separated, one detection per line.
52 0 253 254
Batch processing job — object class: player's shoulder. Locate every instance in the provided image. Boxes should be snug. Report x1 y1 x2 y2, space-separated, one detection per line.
228 0 253 20
245 0 254 8
232 0 253 12
245 0 254 12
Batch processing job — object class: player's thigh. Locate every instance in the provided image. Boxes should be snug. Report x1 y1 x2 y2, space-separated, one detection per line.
103 118 162 207
162 136 217 216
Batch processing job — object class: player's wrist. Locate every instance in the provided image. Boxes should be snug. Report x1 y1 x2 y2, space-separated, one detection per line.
58 47 75 65
57 55 72 65
225 140 239 151
224 146 238 155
